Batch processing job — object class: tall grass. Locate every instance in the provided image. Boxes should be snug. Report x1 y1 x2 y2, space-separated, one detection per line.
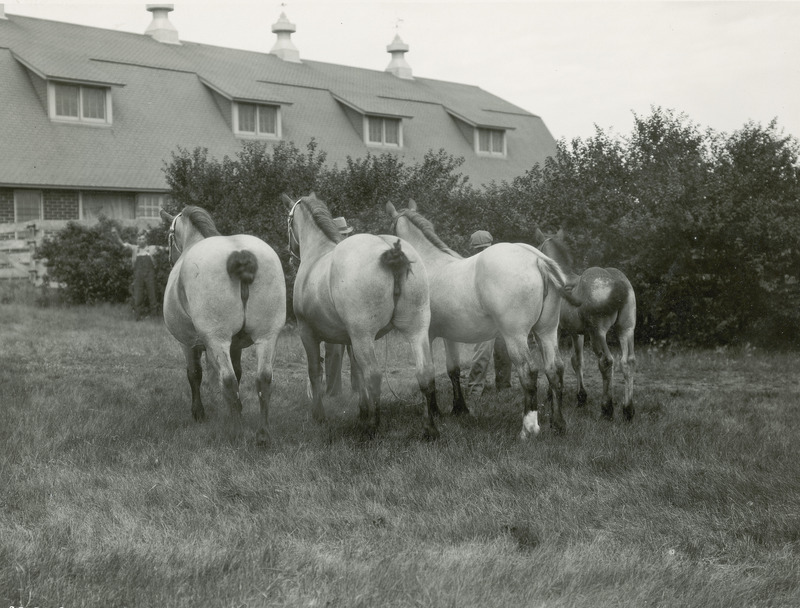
1 301 799 607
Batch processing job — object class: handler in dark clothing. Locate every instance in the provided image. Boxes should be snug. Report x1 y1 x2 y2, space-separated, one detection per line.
111 228 163 320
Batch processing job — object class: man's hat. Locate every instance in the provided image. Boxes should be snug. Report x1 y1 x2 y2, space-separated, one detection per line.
470 230 493 249
333 216 354 235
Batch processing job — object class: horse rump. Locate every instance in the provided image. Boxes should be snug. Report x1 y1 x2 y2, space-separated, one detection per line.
380 239 412 298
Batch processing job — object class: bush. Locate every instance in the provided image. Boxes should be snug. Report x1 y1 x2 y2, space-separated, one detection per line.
36 217 170 310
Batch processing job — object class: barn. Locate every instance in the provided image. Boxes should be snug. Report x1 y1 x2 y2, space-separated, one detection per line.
0 4 557 280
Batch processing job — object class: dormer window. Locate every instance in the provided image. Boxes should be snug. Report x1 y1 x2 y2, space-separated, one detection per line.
49 82 111 125
366 116 402 147
477 128 506 157
235 102 281 138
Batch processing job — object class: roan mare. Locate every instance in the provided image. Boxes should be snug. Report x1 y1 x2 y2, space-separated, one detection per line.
160 206 286 445
283 193 439 440
535 228 636 421
386 200 580 439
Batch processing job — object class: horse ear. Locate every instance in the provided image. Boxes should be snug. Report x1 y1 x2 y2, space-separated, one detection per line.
408 199 417 210
281 193 295 209
385 202 398 218
556 228 565 239
160 209 174 223
534 227 546 245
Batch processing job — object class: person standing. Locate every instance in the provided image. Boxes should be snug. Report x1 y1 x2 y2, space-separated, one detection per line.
466 230 512 399
111 227 164 320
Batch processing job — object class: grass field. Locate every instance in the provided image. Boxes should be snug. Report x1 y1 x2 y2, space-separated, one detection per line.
2 298 800 608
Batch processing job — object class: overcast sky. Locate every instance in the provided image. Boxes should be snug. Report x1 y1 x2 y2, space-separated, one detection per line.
5 1 798 143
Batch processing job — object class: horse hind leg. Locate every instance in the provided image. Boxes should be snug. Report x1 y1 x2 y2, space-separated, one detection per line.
589 327 614 420
532 328 566 435
618 324 636 421
349 336 382 436
444 339 467 417
251 333 280 446
401 330 440 441
206 342 243 420
571 334 588 408
503 332 543 440
184 345 205 422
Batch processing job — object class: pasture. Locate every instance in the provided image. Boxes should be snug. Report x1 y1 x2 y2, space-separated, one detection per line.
1 300 799 608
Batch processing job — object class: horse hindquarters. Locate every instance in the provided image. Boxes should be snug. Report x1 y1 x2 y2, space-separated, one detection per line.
380 240 439 439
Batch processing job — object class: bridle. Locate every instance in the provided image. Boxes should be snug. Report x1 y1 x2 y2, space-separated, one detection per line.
286 198 302 264
167 212 182 265
389 208 407 235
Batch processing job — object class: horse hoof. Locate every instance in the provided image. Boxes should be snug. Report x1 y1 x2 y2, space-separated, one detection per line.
452 405 471 417
256 429 272 448
576 392 588 408
423 426 440 442
520 411 540 440
192 409 206 422
623 405 634 422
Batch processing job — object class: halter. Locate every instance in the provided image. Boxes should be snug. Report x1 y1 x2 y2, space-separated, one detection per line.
167 212 183 265
389 208 407 235
286 198 303 264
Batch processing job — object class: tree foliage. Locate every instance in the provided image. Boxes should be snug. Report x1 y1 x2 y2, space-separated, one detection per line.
36 217 169 307
40 107 799 346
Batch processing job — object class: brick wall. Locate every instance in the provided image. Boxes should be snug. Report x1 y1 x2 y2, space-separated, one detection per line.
0 188 14 223
43 190 80 220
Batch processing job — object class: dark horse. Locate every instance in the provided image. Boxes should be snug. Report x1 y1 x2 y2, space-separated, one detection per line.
536 228 636 421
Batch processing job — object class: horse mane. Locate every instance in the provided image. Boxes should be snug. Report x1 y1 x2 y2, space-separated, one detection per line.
401 209 461 257
183 205 222 238
301 196 344 244
542 234 575 272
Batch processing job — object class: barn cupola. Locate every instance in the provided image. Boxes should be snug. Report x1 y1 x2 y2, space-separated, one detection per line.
145 4 180 45
385 33 412 79
270 12 301 63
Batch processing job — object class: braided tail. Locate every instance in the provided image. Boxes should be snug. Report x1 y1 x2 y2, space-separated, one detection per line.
380 239 412 303
227 250 258 313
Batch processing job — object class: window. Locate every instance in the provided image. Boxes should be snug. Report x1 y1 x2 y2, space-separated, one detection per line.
136 194 168 219
82 192 135 220
477 128 505 156
51 83 110 124
366 116 402 147
235 103 280 138
15 190 43 223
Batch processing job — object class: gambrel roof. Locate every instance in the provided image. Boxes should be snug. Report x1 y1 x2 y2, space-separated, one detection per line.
0 12 557 191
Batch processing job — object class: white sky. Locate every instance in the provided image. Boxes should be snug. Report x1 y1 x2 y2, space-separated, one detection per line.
5 1 799 143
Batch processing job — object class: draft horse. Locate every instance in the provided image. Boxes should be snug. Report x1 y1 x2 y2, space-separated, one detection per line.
386 200 580 439
283 193 439 440
535 228 636 421
160 206 286 444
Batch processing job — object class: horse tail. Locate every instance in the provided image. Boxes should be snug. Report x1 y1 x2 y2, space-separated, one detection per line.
227 250 258 308
536 255 582 307
380 239 412 303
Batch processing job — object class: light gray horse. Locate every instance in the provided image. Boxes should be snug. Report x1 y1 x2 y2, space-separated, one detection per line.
284 193 439 440
387 200 580 439
160 206 286 445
